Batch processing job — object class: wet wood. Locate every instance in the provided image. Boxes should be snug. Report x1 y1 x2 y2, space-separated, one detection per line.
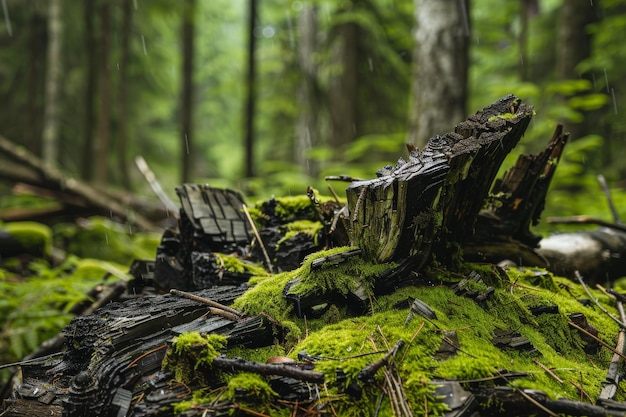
347 95 534 268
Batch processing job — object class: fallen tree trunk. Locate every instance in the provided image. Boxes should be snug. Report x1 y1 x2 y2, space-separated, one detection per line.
0 134 163 231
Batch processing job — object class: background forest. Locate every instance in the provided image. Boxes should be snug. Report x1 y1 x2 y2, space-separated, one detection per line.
1 0 626 230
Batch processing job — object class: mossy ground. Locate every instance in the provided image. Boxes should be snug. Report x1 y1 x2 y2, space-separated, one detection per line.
170 258 625 415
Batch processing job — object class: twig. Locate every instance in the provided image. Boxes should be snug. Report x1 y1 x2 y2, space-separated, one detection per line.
212 356 324 383
515 388 559 417
400 321 425 363
170 289 242 319
358 339 404 382
532 358 563 384
126 344 168 369
547 215 626 233
574 271 626 329
242 204 275 273
568 379 593 403
567 321 626 361
597 174 621 224
135 156 179 214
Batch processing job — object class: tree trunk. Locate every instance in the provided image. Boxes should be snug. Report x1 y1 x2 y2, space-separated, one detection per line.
329 11 358 152
94 1 112 185
41 0 62 166
26 9 46 156
408 0 470 149
81 0 97 181
181 0 196 184
296 4 318 175
556 0 600 141
117 0 134 190
244 0 257 178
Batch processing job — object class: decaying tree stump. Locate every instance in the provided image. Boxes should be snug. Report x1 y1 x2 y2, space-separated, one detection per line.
347 94 534 268
6 95 626 417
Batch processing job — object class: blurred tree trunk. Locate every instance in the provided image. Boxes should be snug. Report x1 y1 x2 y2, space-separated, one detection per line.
181 0 196 184
81 0 97 181
408 0 470 149
117 0 133 190
244 0 257 178
557 0 600 142
518 0 539 81
42 0 62 166
328 8 357 153
296 4 318 175
94 1 112 185
26 8 46 156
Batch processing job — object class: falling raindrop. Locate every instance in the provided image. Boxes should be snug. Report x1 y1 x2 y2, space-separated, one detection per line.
368 57 373 71
611 87 618 114
105 233 109 245
141 34 147 56
285 11 294 48
604 68 609 93
133 0 138 10
1 0 12 36
185 133 190 154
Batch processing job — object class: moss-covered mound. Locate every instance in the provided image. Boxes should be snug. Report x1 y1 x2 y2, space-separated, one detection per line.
165 250 623 416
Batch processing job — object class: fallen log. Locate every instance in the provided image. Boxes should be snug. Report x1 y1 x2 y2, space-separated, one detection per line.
0 134 162 231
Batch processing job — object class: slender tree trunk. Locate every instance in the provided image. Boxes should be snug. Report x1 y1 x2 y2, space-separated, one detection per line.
81 0 97 181
42 0 62 166
26 9 46 155
296 4 318 175
244 0 258 178
117 0 133 190
408 0 470 149
94 1 111 185
180 0 196 184
328 10 357 153
556 0 600 142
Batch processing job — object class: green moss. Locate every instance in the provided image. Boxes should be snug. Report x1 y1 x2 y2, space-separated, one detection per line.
215 252 268 276
225 372 277 404
276 219 324 248
162 332 228 384
288 247 396 297
172 388 215 414
487 112 518 122
4 221 53 257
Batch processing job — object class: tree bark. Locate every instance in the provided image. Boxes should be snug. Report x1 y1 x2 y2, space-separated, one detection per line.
181 0 196 184
117 0 134 190
329 9 358 152
408 0 470 149
81 0 97 181
556 0 600 141
41 0 62 166
26 9 46 156
94 1 112 185
296 4 318 176
244 0 257 178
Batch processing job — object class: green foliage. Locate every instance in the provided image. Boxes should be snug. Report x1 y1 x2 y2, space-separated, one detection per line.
0 255 123 363
53 217 160 265
3 221 53 257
